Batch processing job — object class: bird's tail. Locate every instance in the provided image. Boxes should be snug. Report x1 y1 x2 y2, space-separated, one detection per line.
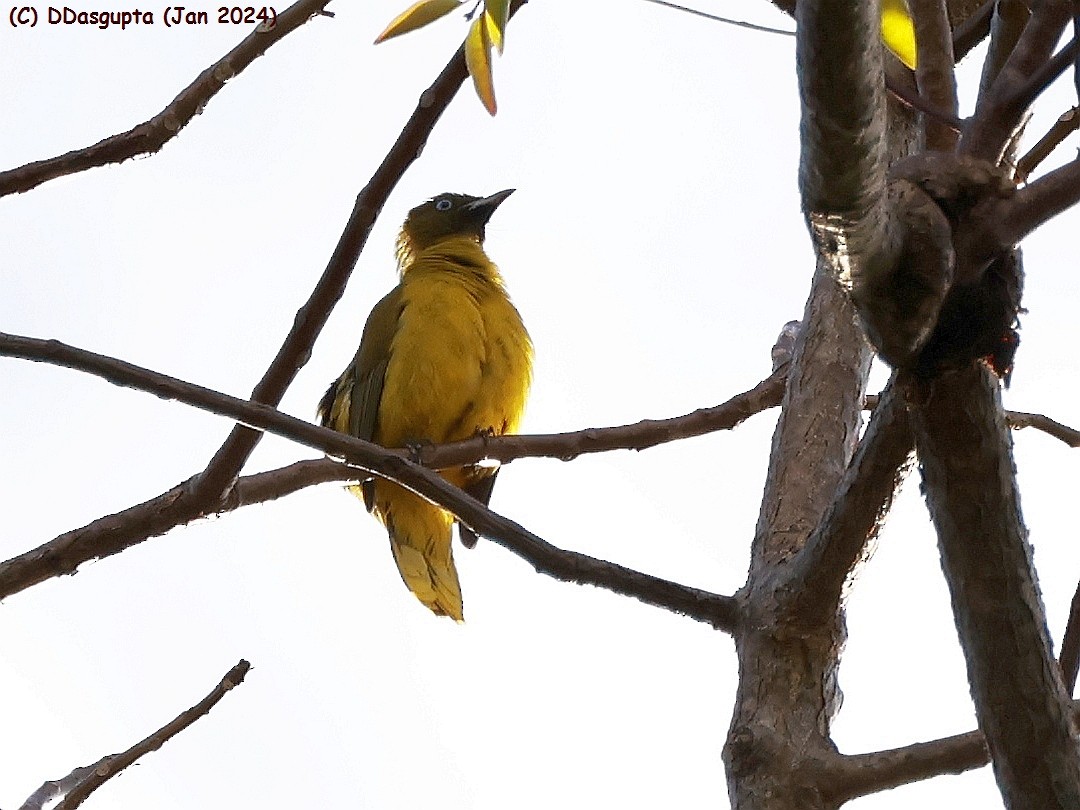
370 480 464 621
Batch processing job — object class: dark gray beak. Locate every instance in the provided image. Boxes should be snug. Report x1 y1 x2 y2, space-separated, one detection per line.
463 188 515 227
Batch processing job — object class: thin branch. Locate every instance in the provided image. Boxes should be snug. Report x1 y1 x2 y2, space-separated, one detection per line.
913 0 959 151
1006 407 1080 446
961 0 1071 161
0 332 747 628
227 457 355 506
0 450 740 627
832 574 1080 800
1010 34 1080 114
953 0 995 61
19 759 110 810
486 531 741 631
991 155 1080 245
423 366 786 467
773 0 992 55
832 699 1080 801
0 0 333 197
831 728 990 802
1016 106 1080 180
0 330 784 469
50 660 251 810
884 74 965 130
192 0 528 501
0 474 204 598
975 0 1030 109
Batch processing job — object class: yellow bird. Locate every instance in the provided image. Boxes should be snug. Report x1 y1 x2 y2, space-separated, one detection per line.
319 190 532 621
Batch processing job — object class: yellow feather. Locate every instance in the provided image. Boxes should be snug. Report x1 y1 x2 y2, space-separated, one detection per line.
321 192 531 621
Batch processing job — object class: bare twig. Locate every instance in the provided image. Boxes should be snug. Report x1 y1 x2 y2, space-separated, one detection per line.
831 728 990 802
1016 107 1080 180
885 74 965 130
19 759 110 810
1006 408 1080 446
43 660 252 810
0 0 333 197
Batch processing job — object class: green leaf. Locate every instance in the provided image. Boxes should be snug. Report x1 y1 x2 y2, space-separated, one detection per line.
374 0 463 44
465 15 498 115
881 0 917 70
484 0 510 53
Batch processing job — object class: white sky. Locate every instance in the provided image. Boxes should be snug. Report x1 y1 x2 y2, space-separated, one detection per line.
3 2 1080 808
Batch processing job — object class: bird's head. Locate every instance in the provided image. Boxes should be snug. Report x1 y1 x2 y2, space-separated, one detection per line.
396 189 515 264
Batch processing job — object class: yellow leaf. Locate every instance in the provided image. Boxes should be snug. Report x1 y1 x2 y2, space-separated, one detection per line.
465 15 497 115
881 0 918 70
374 0 463 44
484 0 510 53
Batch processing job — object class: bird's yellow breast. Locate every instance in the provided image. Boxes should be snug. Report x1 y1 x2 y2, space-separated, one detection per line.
375 236 532 449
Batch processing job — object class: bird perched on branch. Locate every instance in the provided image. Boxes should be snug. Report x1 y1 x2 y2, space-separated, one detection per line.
319 190 532 621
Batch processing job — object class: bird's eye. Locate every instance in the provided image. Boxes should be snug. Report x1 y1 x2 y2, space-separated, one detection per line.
435 199 453 211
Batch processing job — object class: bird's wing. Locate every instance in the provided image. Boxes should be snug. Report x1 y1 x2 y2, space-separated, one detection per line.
349 288 403 439
320 288 404 512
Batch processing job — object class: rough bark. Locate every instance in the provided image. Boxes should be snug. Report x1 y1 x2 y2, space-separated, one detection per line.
911 365 1080 808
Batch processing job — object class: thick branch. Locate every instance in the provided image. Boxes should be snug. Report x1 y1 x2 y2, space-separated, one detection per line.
725 265 872 807
788 378 915 626
796 0 891 280
911 363 1080 808
51 660 251 810
0 0 332 197
913 0 960 151
750 272 872 574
